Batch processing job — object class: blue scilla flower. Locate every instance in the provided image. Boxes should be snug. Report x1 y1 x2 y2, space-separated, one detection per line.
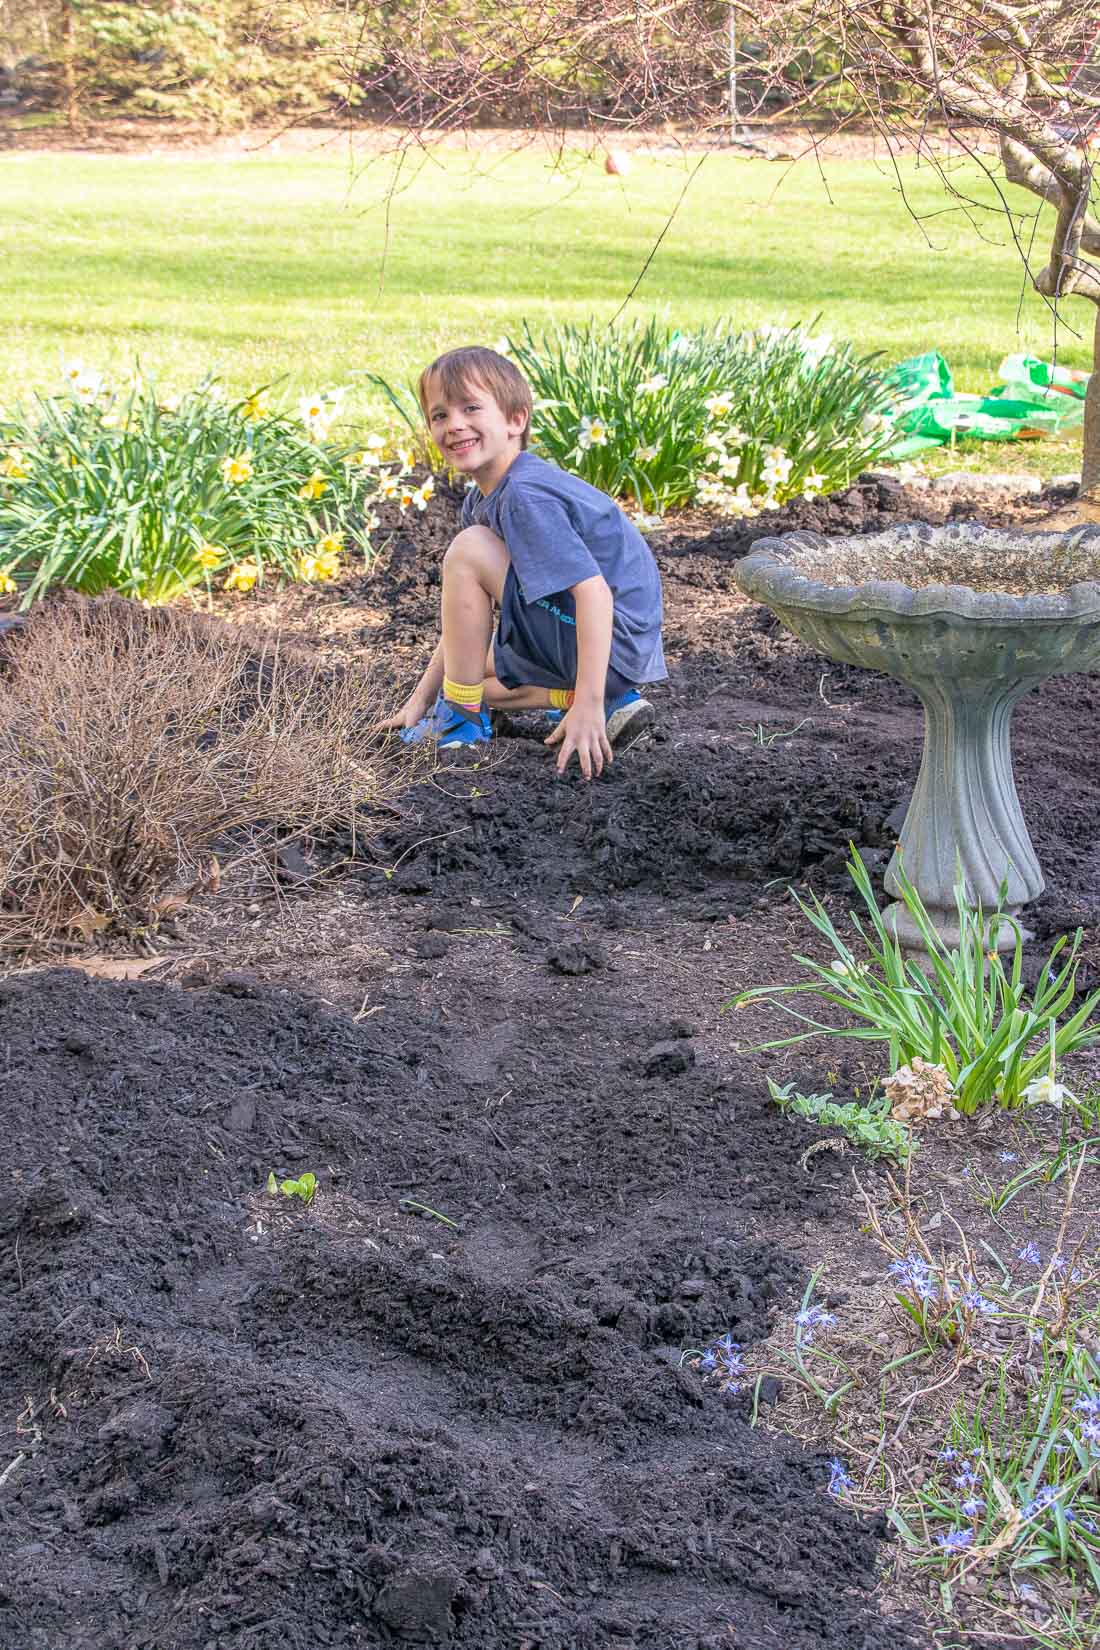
1073 1393 1100 1417
1051 1253 1083 1282
936 1528 973 1551
953 1465 979 1489
1017 1241 1042 1266
1079 1419 1100 1451
960 1496 985 1518
795 1303 837 1344
999 1150 1017 1163
699 1350 717 1372
1022 1484 1060 1519
828 1458 854 1497
937 1446 959 1462
1067 1506 1099 1533
961 1286 999 1315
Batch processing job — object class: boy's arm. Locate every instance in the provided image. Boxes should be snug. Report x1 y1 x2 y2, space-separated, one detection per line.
545 574 614 780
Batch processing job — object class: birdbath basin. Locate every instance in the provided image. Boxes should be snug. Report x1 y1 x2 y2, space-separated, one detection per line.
734 523 1100 950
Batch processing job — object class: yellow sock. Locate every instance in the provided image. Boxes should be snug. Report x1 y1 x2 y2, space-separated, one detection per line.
549 688 575 710
443 676 484 712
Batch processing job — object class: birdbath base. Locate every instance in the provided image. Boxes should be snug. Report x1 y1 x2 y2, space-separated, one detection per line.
733 522 1100 956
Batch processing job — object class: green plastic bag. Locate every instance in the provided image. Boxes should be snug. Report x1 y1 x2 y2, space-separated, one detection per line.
880 350 1088 457
998 353 1090 402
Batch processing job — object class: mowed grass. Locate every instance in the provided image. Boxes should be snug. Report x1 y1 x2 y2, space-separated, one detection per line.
0 140 1090 474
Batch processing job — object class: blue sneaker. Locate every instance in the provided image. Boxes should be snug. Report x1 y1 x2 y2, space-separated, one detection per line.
544 690 654 746
399 694 493 749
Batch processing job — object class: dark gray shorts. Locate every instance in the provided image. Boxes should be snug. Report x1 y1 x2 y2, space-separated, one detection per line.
493 568 634 698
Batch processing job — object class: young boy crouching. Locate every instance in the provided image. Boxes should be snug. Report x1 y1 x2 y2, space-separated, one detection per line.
385 346 666 780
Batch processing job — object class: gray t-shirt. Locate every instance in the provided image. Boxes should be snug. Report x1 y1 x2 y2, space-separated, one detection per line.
461 452 667 685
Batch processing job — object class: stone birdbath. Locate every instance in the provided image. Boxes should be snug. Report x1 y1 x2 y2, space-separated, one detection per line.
734 523 1100 951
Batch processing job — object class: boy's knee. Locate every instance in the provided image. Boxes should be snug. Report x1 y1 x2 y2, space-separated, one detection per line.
443 526 509 596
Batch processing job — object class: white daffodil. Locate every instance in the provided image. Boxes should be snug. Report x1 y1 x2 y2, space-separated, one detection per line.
577 414 612 450
724 427 748 449
633 443 660 463
802 470 828 500
637 373 669 396
761 446 793 489
299 394 333 440
718 454 742 479
800 332 833 368
1021 1073 1073 1110
704 391 734 419
61 357 102 403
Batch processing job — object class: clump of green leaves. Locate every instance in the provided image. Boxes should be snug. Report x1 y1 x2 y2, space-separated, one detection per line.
731 849 1100 1114
505 317 896 515
766 1077 911 1161
0 368 378 606
266 1170 318 1205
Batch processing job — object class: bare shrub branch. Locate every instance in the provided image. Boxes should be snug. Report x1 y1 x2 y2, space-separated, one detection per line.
0 596 411 955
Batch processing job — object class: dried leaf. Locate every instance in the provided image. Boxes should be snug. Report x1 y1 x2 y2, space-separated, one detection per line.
67 908 111 943
65 955 171 981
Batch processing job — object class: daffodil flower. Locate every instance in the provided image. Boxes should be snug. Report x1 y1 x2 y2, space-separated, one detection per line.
704 391 734 419
0 568 16 595
193 543 224 571
802 470 828 500
1021 1074 1073 1110
577 414 612 450
1 448 29 480
761 446 793 488
299 550 341 582
61 357 102 403
634 443 660 463
220 453 254 486
637 374 669 396
241 392 271 422
224 559 260 593
377 471 399 500
299 395 333 440
298 472 327 500
314 533 342 558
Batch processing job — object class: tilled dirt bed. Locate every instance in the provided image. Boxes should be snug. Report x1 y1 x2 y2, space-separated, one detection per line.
4 477 1099 1650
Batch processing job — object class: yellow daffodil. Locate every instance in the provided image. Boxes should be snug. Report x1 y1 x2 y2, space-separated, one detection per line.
220 453 254 486
1 448 29 480
224 559 260 593
299 546 341 582
241 391 271 422
298 472 327 500
0 568 17 595
193 543 224 571
314 533 343 558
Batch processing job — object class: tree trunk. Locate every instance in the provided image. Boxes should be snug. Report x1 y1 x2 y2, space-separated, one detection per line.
59 1 79 134
1083 306 1100 499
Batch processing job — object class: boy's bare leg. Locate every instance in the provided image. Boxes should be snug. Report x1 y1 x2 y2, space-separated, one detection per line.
482 676 555 710
441 526 511 688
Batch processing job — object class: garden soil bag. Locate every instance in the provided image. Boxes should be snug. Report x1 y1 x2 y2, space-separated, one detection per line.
882 349 1088 459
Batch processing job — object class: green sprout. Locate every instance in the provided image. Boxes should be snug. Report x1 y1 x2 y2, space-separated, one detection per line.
266 1170 318 1205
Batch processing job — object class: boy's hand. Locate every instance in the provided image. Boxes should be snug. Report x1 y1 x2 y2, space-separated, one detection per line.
545 701 613 780
380 691 434 732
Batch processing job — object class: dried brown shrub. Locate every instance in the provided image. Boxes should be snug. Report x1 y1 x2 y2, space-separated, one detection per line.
0 596 409 954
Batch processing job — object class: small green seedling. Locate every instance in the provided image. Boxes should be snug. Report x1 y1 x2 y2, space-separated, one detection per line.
740 717 810 747
266 1170 318 1205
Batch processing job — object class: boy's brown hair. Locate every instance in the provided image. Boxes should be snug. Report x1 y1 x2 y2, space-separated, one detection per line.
418 346 533 449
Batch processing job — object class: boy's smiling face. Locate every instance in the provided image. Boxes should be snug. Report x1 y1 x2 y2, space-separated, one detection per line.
425 374 527 493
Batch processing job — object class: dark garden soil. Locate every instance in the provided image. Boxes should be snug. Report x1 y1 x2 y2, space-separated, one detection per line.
3 475 1099 1650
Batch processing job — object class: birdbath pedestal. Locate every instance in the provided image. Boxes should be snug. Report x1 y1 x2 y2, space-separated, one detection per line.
734 523 1100 950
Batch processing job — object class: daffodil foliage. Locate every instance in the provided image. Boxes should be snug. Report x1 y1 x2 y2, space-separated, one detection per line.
0 368 393 606
505 317 898 520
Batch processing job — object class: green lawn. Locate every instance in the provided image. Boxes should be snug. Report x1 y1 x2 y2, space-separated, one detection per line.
0 141 1090 475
